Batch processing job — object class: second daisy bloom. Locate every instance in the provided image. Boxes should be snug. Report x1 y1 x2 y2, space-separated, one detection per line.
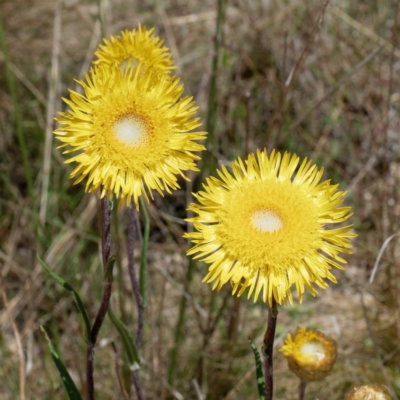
185 149 355 305
94 24 175 75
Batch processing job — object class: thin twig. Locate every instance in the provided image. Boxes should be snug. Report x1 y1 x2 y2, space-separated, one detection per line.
0 53 46 105
208 289 231 337
331 5 400 59
223 368 254 400
157 2 182 74
96 0 108 39
201 0 226 175
0 14 36 225
40 0 62 226
167 258 195 384
381 0 400 239
263 299 278 400
0 272 25 400
265 0 330 146
369 233 400 284
196 289 234 385
284 41 386 140
78 20 101 82
192 378 204 400
359 291 399 400
132 370 145 400
0 196 98 329
168 0 226 386
127 205 145 400
111 342 131 400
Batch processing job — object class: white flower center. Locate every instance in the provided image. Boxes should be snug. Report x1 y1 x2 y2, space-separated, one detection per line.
113 115 148 147
119 57 139 72
300 341 325 362
251 209 283 233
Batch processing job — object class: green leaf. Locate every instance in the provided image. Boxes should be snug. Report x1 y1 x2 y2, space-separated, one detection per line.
249 338 266 400
104 256 116 283
37 255 92 345
41 325 82 400
108 306 140 370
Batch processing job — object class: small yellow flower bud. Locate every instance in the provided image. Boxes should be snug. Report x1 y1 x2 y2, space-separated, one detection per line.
344 384 392 400
280 327 337 381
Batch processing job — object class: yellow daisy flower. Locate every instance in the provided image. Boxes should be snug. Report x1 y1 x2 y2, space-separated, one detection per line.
344 384 392 400
280 327 337 381
184 149 355 305
93 24 175 74
54 64 206 207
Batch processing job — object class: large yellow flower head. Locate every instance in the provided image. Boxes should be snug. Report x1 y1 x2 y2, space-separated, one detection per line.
280 327 338 381
185 149 355 305
93 24 175 75
54 65 206 207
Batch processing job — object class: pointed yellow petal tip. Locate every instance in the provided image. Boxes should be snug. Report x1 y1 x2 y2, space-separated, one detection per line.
184 148 356 304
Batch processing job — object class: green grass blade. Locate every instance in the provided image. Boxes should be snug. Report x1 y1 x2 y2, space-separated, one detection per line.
167 257 195 384
40 325 83 400
249 339 266 400
108 306 140 370
200 0 226 177
104 255 116 282
0 13 34 209
205 0 225 141
37 255 92 345
139 197 149 307
168 2 226 383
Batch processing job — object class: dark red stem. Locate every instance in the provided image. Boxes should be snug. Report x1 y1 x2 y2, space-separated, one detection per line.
127 205 144 400
263 299 278 400
86 195 113 400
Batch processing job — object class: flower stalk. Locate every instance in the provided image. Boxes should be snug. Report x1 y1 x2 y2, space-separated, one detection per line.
263 299 278 400
127 204 145 400
299 380 307 400
86 196 115 400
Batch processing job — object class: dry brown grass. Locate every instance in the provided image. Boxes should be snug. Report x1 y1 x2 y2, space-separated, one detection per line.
1 0 400 399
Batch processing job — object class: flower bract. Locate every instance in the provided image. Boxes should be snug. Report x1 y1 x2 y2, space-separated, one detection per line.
93 24 175 75
55 64 206 207
184 149 356 305
280 327 337 381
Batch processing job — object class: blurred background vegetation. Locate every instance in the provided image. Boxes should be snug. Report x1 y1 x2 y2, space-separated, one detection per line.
1 0 400 399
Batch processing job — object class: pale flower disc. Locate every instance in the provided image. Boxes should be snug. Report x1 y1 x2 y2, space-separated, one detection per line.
113 114 149 147
300 342 326 362
251 209 283 233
